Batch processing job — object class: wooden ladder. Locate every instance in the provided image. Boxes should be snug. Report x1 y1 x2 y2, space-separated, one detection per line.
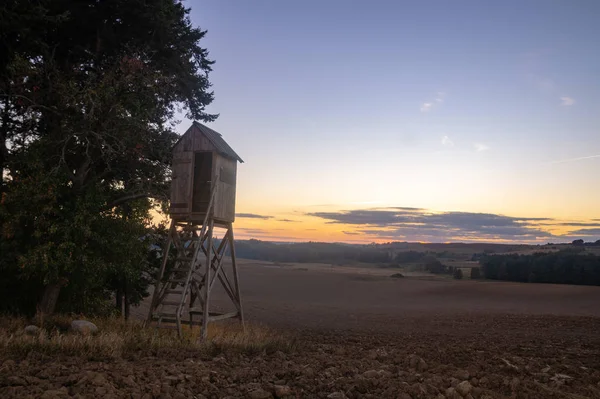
145 181 244 339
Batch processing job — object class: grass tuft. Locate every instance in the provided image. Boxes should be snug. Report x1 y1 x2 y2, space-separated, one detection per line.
0 315 295 360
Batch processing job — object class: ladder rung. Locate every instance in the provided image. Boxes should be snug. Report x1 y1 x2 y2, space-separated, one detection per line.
153 312 178 319
175 257 194 262
151 317 193 325
161 300 182 306
167 278 187 283
164 289 184 295
171 267 191 274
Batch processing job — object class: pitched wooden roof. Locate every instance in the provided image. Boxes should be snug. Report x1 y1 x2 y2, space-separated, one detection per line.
175 122 244 163
192 122 244 163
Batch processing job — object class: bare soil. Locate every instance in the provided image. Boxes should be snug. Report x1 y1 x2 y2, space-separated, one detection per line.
3 260 600 398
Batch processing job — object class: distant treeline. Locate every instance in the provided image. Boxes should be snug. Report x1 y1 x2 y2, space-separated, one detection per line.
229 240 471 265
481 249 600 286
230 240 390 264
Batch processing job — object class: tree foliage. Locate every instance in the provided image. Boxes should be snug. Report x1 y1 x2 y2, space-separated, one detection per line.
0 0 216 316
480 250 600 286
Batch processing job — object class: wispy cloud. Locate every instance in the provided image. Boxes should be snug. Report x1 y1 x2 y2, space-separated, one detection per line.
474 143 490 152
420 92 446 112
277 218 300 223
548 154 600 165
420 102 433 112
236 213 273 220
568 228 600 237
558 222 600 227
441 135 454 147
560 96 575 106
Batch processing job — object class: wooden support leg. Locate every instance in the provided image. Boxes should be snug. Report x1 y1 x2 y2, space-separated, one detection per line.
200 218 214 340
145 220 175 327
229 224 245 329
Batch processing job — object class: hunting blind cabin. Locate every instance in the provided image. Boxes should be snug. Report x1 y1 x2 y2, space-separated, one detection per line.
146 122 244 339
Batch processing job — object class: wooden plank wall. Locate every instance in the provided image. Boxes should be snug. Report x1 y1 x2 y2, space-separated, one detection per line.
191 125 214 152
213 155 237 222
170 146 193 215
170 127 237 223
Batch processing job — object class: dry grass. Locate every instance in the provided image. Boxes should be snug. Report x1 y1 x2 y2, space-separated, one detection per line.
0 315 296 360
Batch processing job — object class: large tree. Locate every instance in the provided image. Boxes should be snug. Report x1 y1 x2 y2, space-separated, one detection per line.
0 0 217 315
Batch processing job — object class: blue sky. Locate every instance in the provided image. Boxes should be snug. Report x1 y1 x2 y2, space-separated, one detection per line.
179 1 600 243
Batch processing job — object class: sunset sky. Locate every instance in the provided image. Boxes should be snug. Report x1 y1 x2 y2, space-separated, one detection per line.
176 1 600 244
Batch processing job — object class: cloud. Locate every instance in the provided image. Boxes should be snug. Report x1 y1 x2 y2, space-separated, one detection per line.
307 207 556 242
420 102 433 112
474 143 490 152
441 135 454 147
568 228 600 237
236 213 273 220
420 91 446 112
549 154 600 165
237 228 269 234
277 218 300 223
342 231 361 235
560 96 575 106
558 222 600 227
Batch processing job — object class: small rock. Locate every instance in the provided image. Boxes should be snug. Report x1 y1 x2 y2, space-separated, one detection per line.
363 370 380 378
326 393 347 399
446 387 461 399
427 375 445 389
123 376 137 387
41 387 69 398
24 325 40 335
7 376 27 386
478 377 489 387
510 377 520 391
379 370 393 378
2 360 16 370
456 380 473 397
407 383 428 397
408 354 428 371
249 388 273 399
541 366 551 373
71 320 98 335
273 385 291 398
454 369 470 380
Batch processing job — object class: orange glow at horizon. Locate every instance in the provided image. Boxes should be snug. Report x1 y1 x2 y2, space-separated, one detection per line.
151 206 599 244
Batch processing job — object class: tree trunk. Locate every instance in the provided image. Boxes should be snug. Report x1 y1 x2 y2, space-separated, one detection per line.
116 287 123 315
124 298 130 320
123 281 130 320
37 283 61 317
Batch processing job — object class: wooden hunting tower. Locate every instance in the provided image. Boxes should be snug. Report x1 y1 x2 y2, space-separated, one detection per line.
169 122 243 224
147 122 245 339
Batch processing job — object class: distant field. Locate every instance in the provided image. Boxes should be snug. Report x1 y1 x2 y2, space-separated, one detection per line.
134 258 600 330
